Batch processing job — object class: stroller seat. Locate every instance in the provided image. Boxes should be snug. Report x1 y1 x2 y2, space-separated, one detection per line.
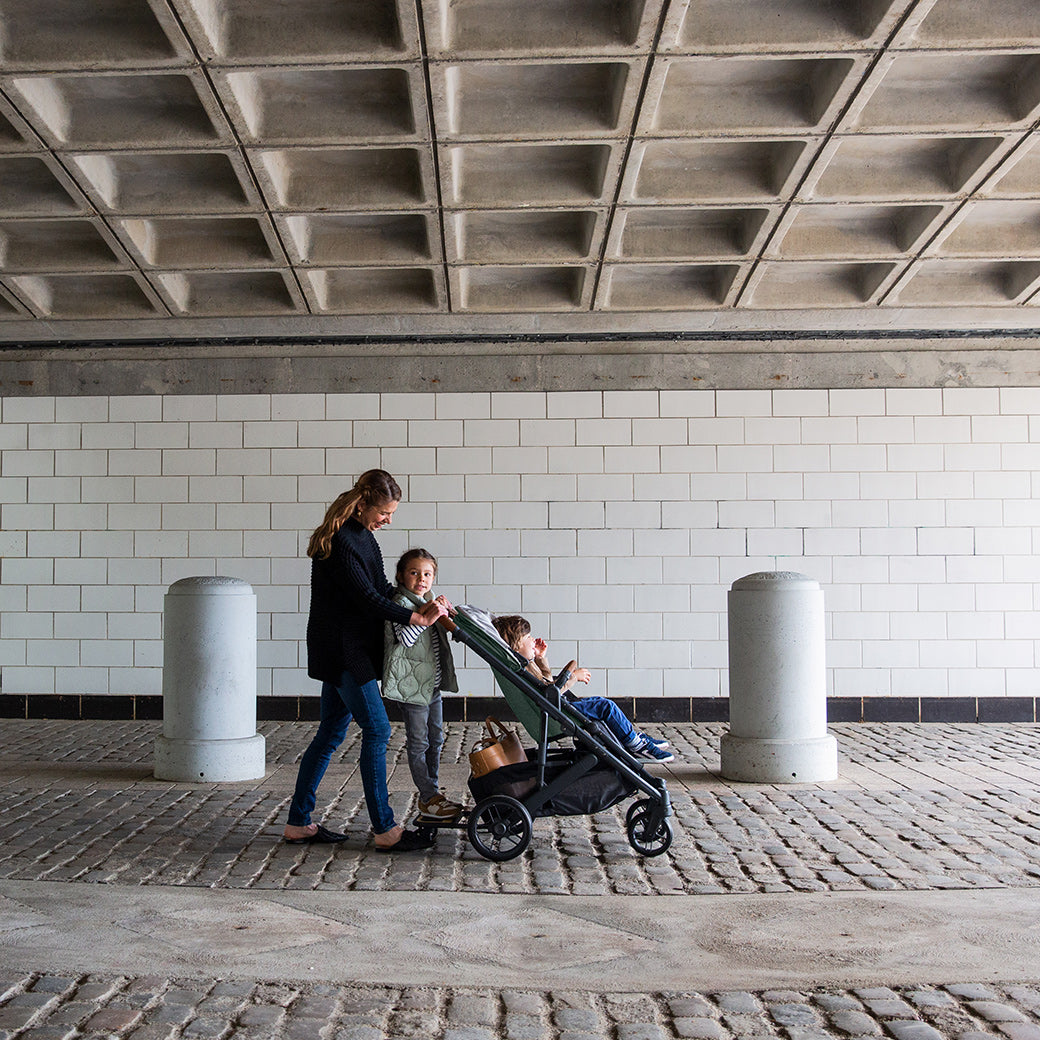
446 605 576 743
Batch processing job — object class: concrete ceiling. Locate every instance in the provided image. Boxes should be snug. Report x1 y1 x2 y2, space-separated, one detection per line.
2 0 1040 348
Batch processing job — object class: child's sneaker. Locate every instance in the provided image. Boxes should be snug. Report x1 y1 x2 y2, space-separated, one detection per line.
639 731 669 749
418 793 463 820
628 733 674 763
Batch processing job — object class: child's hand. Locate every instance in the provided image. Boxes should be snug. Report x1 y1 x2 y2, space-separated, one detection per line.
435 594 453 611
575 668 591 684
534 638 548 656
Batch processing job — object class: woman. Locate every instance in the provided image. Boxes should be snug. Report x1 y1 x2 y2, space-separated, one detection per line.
283 469 448 852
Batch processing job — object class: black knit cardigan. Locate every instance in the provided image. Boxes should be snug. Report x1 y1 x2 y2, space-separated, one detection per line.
306 518 415 685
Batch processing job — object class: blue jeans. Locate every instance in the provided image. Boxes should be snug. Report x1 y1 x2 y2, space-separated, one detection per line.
567 696 638 747
400 693 444 802
288 672 395 834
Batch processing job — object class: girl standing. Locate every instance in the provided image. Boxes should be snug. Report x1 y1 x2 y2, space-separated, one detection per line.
383 548 462 821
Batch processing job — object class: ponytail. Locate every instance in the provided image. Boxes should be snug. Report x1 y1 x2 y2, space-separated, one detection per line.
307 469 401 559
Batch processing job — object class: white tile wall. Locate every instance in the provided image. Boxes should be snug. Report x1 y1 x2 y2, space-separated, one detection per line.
1 388 1039 703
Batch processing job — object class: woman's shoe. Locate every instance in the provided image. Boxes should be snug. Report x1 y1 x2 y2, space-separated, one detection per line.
283 823 348 845
375 828 435 853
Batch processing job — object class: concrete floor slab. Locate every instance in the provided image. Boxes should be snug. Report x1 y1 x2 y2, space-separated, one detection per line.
2 881 1039 993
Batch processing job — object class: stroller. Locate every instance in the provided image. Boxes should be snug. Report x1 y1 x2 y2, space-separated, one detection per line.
417 605 673 861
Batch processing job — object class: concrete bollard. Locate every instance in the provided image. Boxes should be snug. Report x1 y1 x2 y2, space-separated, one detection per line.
154 576 266 782
720 571 837 783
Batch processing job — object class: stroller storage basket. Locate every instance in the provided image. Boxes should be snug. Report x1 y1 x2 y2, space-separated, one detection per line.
469 750 636 817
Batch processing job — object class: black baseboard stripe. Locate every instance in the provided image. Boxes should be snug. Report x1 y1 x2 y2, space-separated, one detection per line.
2 694 1037 724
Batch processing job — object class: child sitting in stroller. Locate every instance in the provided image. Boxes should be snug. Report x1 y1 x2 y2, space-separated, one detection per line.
491 614 673 762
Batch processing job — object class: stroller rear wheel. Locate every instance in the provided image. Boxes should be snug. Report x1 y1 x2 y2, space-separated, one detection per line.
626 797 673 857
467 795 533 861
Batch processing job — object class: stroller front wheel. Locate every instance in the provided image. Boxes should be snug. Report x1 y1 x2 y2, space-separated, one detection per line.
467 795 533 861
626 798 673 857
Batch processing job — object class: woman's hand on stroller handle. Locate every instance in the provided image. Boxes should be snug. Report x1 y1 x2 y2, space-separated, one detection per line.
415 599 450 626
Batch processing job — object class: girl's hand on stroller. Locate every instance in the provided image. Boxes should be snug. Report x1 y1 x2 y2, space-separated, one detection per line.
435 594 454 612
574 668 591 684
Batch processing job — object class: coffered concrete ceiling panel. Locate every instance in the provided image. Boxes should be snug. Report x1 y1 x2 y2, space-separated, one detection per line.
0 0 1038 345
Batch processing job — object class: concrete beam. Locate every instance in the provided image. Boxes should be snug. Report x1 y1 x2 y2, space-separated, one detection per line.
1 335 1040 395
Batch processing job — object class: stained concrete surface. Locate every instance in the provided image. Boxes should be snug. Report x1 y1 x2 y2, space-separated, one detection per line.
3 883 1040 993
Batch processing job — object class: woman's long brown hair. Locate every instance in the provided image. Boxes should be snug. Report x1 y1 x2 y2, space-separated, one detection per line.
307 469 401 560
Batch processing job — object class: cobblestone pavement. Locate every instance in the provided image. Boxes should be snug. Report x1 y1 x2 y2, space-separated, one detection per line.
1 722 1039 896
2 720 1040 1040
3 971 1040 1040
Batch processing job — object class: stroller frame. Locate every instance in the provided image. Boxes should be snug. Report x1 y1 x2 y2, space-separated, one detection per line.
418 605 673 861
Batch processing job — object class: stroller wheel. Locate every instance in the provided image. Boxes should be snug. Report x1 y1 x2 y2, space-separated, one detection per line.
626 797 673 857
467 795 533 862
